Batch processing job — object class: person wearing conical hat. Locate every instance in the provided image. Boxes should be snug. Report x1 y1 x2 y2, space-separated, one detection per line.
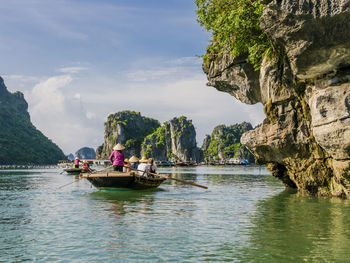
74 156 80 168
129 156 139 170
123 158 130 173
109 143 125 171
147 158 157 174
137 157 149 176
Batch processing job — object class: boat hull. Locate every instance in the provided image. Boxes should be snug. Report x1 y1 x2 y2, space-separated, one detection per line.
82 171 166 190
64 168 83 174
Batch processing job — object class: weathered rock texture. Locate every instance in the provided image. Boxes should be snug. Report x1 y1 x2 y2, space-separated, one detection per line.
75 147 96 159
96 111 160 158
141 116 201 162
0 77 66 164
201 122 255 163
203 0 350 197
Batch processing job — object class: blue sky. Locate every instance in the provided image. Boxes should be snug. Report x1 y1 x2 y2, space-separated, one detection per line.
1 0 264 154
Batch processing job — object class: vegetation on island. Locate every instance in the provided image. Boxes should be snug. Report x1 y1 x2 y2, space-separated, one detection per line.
141 116 200 162
195 0 273 69
202 122 254 162
0 79 66 164
97 111 160 158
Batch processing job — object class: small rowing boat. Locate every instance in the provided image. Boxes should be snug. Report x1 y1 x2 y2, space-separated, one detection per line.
80 171 166 190
63 168 92 174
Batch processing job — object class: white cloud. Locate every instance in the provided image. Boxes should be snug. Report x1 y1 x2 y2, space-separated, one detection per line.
74 93 81 100
69 64 265 147
5 57 265 154
3 74 40 81
27 75 101 154
58 67 88 74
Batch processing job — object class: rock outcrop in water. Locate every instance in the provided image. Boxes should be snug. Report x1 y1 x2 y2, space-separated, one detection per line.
201 122 255 163
203 0 350 197
75 147 96 159
141 116 201 162
0 77 66 164
96 111 160 158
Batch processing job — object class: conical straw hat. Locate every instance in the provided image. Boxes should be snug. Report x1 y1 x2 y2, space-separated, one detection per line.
129 156 139 162
139 157 148 163
113 143 125 151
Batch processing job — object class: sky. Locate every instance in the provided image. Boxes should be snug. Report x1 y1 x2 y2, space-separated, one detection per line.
1 0 265 155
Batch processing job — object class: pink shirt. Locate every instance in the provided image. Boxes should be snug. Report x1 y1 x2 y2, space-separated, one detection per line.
74 159 80 165
109 150 124 166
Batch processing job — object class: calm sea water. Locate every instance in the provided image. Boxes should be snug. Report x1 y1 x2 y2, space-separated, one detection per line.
1 166 350 262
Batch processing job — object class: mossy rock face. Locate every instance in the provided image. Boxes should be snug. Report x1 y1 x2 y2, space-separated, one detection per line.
141 116 201 162
0 77 66 164
200 0 350 197
97 111 160 158
201 122 254 163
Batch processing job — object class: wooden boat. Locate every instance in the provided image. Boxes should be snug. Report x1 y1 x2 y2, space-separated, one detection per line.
63 168 92 174
80 171 166 190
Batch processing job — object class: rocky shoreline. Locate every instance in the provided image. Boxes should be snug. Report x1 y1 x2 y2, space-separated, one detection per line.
202 0 350 197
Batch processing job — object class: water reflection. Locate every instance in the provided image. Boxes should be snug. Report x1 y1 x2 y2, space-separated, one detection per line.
88 189 163 217
235 190 350 262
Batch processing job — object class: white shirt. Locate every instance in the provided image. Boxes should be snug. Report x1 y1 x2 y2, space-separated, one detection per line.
137 163 149 176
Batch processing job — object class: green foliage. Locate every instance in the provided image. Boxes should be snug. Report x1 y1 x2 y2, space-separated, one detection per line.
203 122 253 160
154 126 166 147
125 139 138 149
144 145 153 158
0 88 66 164
167 152 179 160
141 116 196 160
195 0 272 70
105 110 160 156
264 99 278 123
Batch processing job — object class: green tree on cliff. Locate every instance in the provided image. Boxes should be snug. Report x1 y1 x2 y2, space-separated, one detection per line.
195 0 272 69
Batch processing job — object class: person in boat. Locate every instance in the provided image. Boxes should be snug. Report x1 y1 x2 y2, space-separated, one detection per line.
146 158 157 177
137 157 149 176
109 143 125 171
147 158 157 173
123 158 130 172
74 157 80 168
129 156 139 170
82 160 90 171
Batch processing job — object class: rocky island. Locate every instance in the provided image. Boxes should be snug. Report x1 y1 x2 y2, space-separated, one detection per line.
75 147 96 159
0 77 65 164
198 0 350 197
96 111 160 158
141 116 201 162
201 122 254 163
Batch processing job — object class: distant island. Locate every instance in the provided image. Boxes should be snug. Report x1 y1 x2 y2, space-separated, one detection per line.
0 77 66 165
96 110 253 163
75 147 96 159
201 122 254 163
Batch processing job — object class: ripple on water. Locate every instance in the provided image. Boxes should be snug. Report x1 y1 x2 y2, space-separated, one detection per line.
1 166 350 262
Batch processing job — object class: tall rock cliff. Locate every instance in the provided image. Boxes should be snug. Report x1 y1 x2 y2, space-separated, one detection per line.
0 77 66 164
201 122 254 163
75 147 96 159
202 0 350 197
141 116 201 162
96 111 160 158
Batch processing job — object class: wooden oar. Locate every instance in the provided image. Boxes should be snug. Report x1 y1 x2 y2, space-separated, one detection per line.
58 165 113 189
125 166 208 189
57 176 81 189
